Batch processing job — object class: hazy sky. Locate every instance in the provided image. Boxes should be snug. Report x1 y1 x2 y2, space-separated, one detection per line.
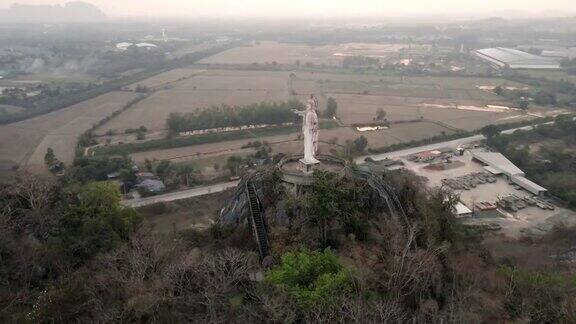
2 0 576 19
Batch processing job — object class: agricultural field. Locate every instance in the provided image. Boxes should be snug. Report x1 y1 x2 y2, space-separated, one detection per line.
130 133 298 164
87 37 572 181
98 68 536 135
91 65 559 179
98 69 292 133
198 41 430 66
0 91 138 174
127 120 453 175
295 72 536 128
124 68 205 91
170 42 220 59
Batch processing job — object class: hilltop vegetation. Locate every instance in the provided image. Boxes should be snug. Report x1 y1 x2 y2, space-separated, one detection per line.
3 167 576 322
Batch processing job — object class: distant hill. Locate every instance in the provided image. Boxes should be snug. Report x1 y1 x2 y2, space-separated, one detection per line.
0 1 106 23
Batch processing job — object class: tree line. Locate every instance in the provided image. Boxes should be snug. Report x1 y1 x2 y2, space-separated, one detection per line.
166 100 303 135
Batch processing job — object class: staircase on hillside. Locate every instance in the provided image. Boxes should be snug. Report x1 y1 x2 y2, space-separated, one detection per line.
245 181 270 259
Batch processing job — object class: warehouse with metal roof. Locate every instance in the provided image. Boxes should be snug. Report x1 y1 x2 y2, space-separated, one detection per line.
510 175 547 196
471 152 525 176
472 151 547 196
473 47 560 70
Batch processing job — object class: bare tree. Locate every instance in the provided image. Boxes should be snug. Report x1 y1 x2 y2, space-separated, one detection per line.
13 172 55 211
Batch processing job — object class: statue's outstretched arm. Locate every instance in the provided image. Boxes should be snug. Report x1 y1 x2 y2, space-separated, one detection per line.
292 109 306 117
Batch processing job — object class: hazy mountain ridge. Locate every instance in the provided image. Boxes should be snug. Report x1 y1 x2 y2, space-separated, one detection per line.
0 1 106 23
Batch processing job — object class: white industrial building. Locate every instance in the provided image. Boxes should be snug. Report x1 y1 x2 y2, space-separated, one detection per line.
473 47 560 70
471 151 547 196
453 201 473 218
115 42 158 51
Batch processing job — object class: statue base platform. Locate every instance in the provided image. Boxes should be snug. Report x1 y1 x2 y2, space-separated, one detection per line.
298 158 320 174
278 155 346 190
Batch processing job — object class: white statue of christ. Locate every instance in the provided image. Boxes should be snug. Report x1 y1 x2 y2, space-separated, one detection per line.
294 97 320 165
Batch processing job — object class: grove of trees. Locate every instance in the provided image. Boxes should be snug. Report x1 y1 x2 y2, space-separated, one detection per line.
166 100 303 135
325 97 338 118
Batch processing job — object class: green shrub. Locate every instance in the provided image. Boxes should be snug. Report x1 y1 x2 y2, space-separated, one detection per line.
49 182 141 265
265 248 355 308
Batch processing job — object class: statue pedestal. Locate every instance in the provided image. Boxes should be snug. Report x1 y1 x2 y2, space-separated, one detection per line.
299 158 320 175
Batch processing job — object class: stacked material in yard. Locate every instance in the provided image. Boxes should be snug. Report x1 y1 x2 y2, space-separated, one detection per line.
475 201 498 211
441 172 497 191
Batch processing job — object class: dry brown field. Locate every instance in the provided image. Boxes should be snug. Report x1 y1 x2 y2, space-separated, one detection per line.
0 91 138 173
102 69 528 135
99 70 292 133
130 133 298 164
127 120 455 175
125 68 205 91
198 41 430 66
287 72 531 128
92 66 554 177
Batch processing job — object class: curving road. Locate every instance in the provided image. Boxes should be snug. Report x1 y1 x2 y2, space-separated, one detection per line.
354 121 557 163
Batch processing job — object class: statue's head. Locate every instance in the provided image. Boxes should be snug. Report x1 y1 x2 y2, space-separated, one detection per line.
307 95 317 110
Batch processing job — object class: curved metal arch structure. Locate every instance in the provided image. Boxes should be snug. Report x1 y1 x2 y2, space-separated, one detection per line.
218 164 409 259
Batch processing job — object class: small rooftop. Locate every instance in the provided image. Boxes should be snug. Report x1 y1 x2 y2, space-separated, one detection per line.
136 179 165 193
454 201 472 217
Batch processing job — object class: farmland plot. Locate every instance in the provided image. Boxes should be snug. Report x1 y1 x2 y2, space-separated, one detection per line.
288 73 529 128
125 68 205 91
199 41 429 66
0 91 138 173
99 70 292 133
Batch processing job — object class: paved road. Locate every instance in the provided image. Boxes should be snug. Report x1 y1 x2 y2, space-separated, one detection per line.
354 122 554 163
122 180 239 208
